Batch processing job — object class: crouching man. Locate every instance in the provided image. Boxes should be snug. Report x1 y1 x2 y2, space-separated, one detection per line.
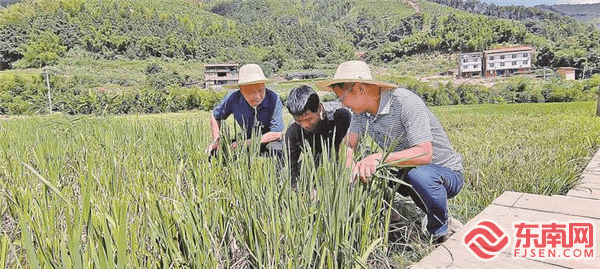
318 61 464 242
285 85 351 189
206 64 284 162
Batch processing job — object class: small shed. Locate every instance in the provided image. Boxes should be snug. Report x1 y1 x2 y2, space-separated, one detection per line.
557 67 577 80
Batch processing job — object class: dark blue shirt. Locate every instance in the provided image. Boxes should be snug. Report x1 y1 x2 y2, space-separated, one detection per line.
212 88 284 139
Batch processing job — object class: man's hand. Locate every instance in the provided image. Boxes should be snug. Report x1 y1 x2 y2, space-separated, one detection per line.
206 138 220 155
231 139 251 150
352 153 382 184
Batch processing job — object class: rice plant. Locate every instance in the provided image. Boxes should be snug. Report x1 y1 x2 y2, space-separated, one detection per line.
0 114 412 268
0 101 598 268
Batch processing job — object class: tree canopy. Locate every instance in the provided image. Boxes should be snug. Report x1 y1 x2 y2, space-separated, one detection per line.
1 0 599 72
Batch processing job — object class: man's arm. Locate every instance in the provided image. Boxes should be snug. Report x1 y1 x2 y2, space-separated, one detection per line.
233 132 282 149
260 132 283 143
208 92 233 153
206 114 222 154
210 114 221 140
286 125 303 185
259 92 284 144
353 141 433 183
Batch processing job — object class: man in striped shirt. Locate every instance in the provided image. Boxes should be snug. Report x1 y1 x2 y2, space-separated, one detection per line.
318 61 464 242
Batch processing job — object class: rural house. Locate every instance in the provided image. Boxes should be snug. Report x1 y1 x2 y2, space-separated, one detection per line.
484 46 534 77
204 63 239 88
458 52 483 78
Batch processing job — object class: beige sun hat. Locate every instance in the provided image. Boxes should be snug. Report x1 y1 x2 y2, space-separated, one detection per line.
316 60 397 91
236 64 271 86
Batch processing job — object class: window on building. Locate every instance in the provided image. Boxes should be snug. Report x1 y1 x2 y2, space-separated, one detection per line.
512 61 517 65
523 60 528 65
463 59 468 63
523 53 528 58
489 56 494 60
463 65 467 69
489 63 495 67
217 72 227 77
474 65 479 69
500 55 505 59
500 62 505 66
512 54 517 58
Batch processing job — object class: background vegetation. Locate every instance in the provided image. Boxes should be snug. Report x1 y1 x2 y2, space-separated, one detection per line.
1 0 599 116
387 74 600 105
1 0 599 71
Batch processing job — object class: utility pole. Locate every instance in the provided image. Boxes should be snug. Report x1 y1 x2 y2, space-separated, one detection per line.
44 67 52 114
596 85 599 117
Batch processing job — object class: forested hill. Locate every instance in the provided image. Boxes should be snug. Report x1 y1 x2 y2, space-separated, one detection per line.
536 3 600 28
425 0 569 22
425 0 599 29
1 0 599 74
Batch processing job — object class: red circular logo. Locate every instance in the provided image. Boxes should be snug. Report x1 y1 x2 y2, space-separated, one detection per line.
463 219 510 260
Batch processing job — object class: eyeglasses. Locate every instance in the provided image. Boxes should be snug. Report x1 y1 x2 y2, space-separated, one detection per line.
338 83 355 102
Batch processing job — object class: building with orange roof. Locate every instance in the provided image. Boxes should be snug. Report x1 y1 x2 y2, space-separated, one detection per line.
483 46 534 77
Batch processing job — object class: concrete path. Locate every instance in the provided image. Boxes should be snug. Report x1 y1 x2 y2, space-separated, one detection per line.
412 149 600 269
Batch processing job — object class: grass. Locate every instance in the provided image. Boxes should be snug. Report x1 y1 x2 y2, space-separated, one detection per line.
381 53 458 77
433 101 600 220
57 56 207 91
0 101 599 268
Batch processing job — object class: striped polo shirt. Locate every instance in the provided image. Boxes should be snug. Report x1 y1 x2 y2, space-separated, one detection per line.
348 88 464 173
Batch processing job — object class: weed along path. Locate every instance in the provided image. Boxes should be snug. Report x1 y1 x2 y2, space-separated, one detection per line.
413 149 600 269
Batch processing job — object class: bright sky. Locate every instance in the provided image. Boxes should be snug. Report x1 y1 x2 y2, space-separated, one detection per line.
480 0 600 6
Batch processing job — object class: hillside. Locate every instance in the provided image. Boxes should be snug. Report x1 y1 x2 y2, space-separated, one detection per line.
0 0 22 6
536 3 600 29
1 0 599 74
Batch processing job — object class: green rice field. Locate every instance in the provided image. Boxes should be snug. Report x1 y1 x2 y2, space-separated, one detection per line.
0 101 599 268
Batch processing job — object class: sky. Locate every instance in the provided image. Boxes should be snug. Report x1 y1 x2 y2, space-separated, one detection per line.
480 0 600 7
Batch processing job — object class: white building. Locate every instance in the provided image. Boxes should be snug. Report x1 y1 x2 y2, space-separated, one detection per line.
484 46 534 77
204 63 239 88
458 52 483 77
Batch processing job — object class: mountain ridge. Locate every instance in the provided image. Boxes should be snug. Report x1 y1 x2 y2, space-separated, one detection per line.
535 3 600 28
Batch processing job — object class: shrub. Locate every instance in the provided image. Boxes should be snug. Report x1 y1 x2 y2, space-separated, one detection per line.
0 73 227 115
13 31 67 68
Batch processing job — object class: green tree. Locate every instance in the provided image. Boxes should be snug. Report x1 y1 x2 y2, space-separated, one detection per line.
15 31 66 68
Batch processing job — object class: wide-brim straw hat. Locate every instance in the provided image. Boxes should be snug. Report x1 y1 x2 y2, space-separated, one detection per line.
236 64 271 86
316 60 397 91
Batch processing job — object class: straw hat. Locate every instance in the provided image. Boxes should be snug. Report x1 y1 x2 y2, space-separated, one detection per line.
316 60 397 91
236 64 271 86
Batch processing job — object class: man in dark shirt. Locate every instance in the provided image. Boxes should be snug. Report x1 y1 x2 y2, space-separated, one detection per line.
285 85 351 188
207 64 284 162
